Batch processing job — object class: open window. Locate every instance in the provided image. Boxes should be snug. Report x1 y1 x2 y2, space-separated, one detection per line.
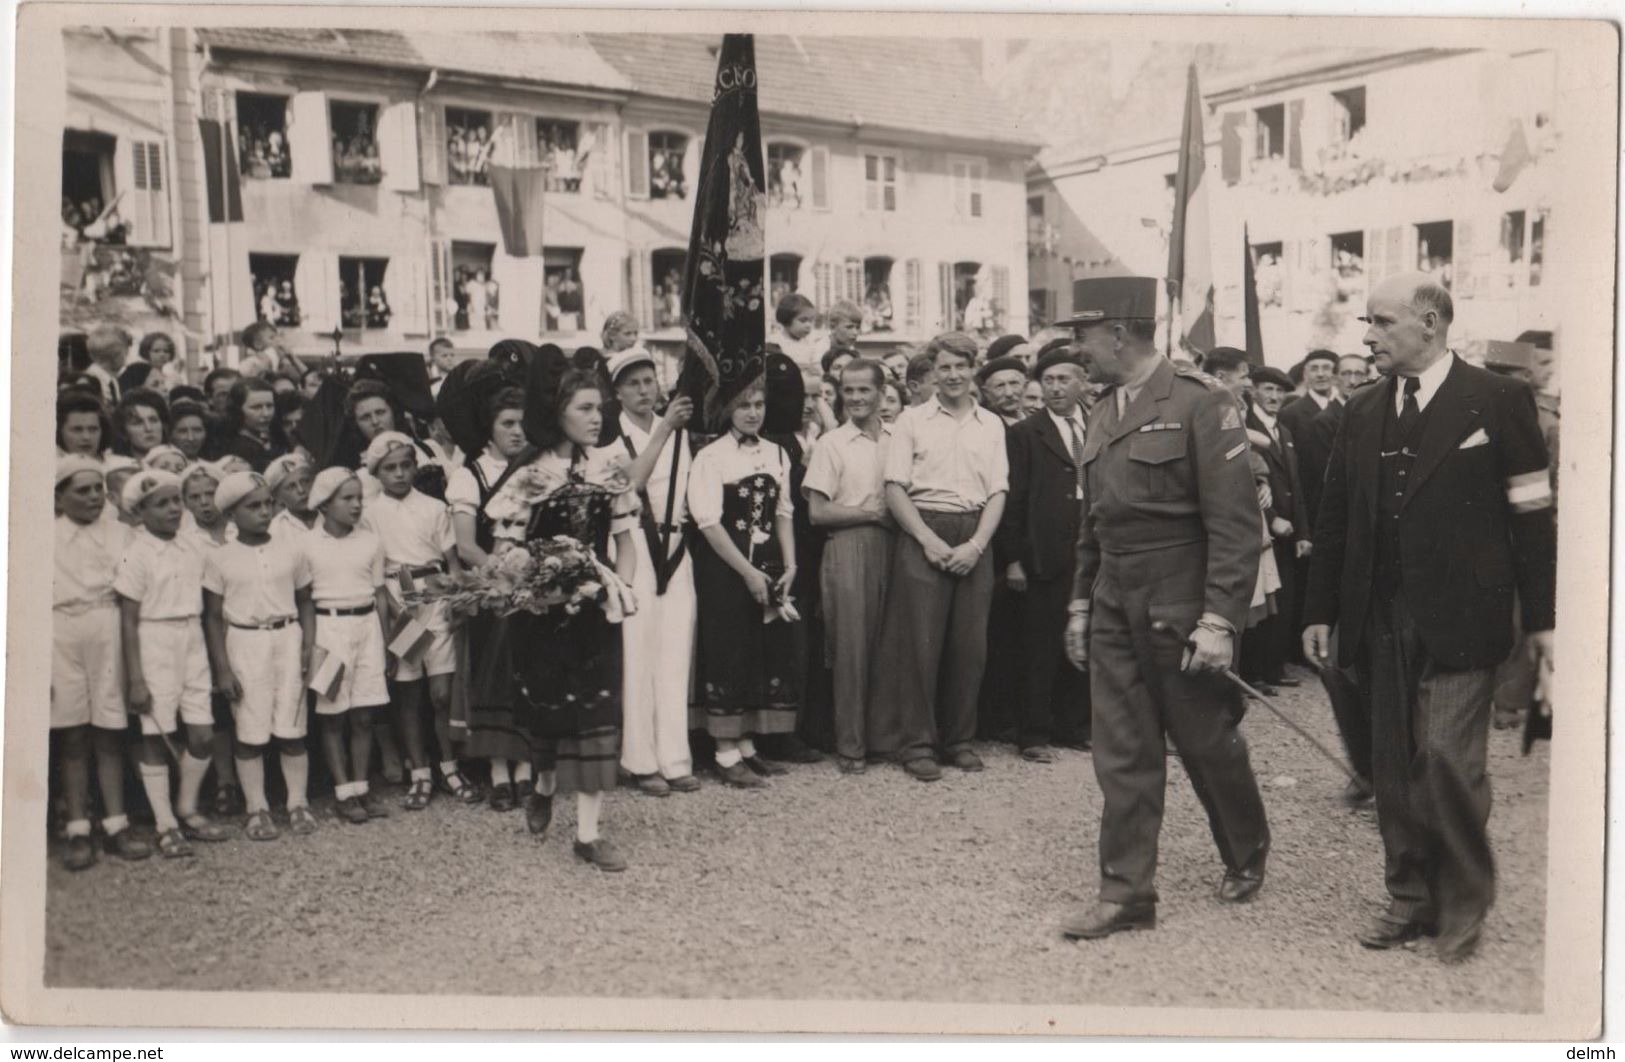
1500 210 1526 266
1331 86 1366 144
339 256 392 329
446 107 494 186
769 253 802 310
650 248 687 329
863 256 894 332
1252 241 1284 307
62 130 119 242
767 142 806 208
952 261 983 331
544 248 586 333
648 131 689 200
1530 212 1545 287
1415 221 1453 288
329 100 382 185
536 118 584 193
1254 104 1285 161
1330 231 1365 303
237 93 292 179
450 241 498 332
250 254 301 326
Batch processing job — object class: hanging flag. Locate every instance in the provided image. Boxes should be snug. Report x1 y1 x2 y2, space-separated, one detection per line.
675 33 769 433
1166 62 1215 356
197 118 244 224
488 164 548 257
1493 118 1533 193
1242 225 1264 368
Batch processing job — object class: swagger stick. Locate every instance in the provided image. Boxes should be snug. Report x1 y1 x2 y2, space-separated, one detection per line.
1149 621 1357 782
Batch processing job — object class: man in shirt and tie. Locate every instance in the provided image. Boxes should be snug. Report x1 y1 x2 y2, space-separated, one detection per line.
868 332 1009 782
1058 276 1269 940
1279 349 1342 527
84 323 130 407
997 344 1093 762
1304 272 1555 963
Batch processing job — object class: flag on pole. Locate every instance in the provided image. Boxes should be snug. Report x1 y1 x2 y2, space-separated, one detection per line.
1167 62 1215 356
1492 118 1533 193
489 164 547 257
197 118 243 224
1243 225 1264 367
675 34 769 433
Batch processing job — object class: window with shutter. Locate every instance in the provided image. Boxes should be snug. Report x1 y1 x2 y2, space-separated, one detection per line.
843 258 863 305
863 153 897 213
385 255 427 335
133 141 170 247
992 265 1009 330
380 101 420 193
626 130 649 199
289 91 333 185
904 258 922 334
627 250 652 330
429 240 452 334
418 103 447 185
937 262 954 331
1287 99 1304 169
814 261 834 318
586 122 610 199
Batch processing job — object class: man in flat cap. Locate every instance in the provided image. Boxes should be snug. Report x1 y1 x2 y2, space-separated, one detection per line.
977 356 1029 427
997 343 1093 761
1059 276 1270 940
1240 362 1310 694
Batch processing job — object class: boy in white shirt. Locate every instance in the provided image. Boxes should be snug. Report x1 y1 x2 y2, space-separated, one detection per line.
114 470 235 858
362 432 460 810
203 472 316 841
297 467 393 825
53 455 150 869
266 453 317 541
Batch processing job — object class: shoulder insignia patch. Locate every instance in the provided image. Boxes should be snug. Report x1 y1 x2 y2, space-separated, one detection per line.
1220 405 1242 431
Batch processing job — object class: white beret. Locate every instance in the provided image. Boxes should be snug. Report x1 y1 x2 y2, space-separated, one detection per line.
362 431 416 473
101 454 140 475
122 469 182 511
214 471 267 513
55 454 104 489
605 346 656 385
263 452 310 492
182 458 229 487
307 467 357 512
141 445 188 470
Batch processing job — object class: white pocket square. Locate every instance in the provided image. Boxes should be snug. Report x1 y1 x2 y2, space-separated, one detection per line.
1459 428 1490 449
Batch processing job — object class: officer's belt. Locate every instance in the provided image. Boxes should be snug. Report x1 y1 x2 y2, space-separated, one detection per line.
1096 528 1207 555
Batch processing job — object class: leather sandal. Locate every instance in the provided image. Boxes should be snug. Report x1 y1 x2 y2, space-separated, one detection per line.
244 810 280 842
156 828 194 859
402 779 433 811
440 769 484 805
287 806 319 835
180 814 233 843
489 782 516 812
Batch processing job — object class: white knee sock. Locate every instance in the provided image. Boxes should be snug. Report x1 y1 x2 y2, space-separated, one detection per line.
536 769 557 797
101 814 130 836
140 763 178 833
514 761 533 786
281 751 309 809
737 737 757 760
576 791 602 844
238 755 269 814
715 740 742 768
490 759 511 787
175 751 211 820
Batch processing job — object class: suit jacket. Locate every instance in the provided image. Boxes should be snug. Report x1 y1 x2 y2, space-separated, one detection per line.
997 406 1085 582
1245 404 1308 548
1072 358 1260 633
1303 355 1556 670
1279 392 1340 526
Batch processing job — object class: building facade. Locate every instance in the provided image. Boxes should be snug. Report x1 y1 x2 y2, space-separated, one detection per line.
1028 47 1563 368
60 28 1039 367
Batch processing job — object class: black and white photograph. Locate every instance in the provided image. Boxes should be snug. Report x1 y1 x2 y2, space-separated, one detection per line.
2 3 1615 1040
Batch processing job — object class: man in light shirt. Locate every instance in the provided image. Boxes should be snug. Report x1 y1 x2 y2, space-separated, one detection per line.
866 332 1008 782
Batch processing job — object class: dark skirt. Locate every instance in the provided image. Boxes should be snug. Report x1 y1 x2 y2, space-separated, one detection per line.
689 533 803 740
509 606 623 794
452 611 532 764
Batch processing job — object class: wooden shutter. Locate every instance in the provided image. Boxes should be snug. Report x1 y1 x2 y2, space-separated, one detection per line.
118 138 171 248
813 260 834 317
937 261 955 331
289 91 333 185
992 265 1010 330
1220 112 1245 184
1452 220 1473 295
586 122 610 199
809 145 830 211
626 250 652 331
385 256 427 335
380 101 420 193
1287 99 1304 170
295 253 337 332
843 258 863 304
904 258 922 334
493 252 541 335
429 240 452 335
625 130 648 199
418 102 446 185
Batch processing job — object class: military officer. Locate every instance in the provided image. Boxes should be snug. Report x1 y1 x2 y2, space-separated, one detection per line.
1058 277 1271 940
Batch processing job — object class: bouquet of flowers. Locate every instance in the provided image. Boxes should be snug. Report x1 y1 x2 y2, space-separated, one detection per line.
408 536 607 619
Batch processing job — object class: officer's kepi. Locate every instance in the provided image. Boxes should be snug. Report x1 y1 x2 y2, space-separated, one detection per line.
1056 276 1159 329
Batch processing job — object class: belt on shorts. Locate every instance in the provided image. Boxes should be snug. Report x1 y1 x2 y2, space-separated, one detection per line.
229 616 297 631
315 604 375 617
390 563 446 579
139 615 197 625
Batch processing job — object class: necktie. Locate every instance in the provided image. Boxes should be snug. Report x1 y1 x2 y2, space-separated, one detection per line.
1397 376 1421 440
1067 418 1086 499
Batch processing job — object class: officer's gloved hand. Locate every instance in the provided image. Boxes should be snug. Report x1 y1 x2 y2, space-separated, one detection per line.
1183 623 1233 674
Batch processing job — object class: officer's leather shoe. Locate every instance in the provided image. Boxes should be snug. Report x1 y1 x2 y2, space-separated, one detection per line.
1217 869 1264 904
1435 916 1485 964
105 828 152 861
1342 775 1374 807
717 761 767 789
903 758 942 782
1357 912 1438 950
1061 902 1157 940
525 792 553 836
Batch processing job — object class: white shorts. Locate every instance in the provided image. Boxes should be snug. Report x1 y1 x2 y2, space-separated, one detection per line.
51 605 126 730
392 602 456 682
137 619 212 736
226 623 306 744
313 611 389 715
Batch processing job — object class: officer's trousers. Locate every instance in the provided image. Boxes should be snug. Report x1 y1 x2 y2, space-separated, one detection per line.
1089 542 1271 907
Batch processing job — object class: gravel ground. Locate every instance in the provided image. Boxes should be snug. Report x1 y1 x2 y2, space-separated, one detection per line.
44 666 1547 1013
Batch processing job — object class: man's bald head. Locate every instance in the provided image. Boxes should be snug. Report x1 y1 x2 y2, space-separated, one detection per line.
1363 271 1453 376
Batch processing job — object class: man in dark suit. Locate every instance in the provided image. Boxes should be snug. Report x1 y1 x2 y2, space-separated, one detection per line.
1058 277 1268 940
1279 350 1342 521
998 345 1092 762
1240 364 1309 690
1304 272 1555 963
